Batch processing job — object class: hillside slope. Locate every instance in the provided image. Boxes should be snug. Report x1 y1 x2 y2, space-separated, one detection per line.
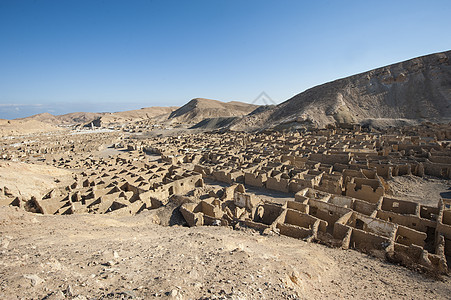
231 50 451 131
0 119 65 137
100 106 178 125
18 112 106 126
18 107 178 127
168 98 258 124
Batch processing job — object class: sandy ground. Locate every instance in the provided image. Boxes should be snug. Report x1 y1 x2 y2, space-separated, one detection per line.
0 206 450 300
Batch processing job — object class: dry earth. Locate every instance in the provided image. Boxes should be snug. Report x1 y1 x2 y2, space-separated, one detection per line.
1 206 450 300
0 161 73 200
387 175 451 206
0 120 65 137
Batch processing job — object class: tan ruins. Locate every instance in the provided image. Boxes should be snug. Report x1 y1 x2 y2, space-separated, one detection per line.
1 122 451 278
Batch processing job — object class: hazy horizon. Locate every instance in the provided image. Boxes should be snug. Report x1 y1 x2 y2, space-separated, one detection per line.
1 0 451 119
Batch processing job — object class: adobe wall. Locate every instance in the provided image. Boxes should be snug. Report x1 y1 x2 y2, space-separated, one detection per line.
376 210 436 233
349 229 391 252
244 172 267 188
266 176 290 193
345 181 384 203
395 225 427 247
423 160 451 178
309 153 351 165
381 197 418 215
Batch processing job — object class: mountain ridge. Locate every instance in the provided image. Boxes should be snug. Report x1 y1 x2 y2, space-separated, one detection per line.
10 50 451 131
168 98 259 124
229 50 451 131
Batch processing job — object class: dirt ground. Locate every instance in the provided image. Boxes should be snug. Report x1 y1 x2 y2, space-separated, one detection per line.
1 161 450 299
0 206 450 300
386 175 451 206
0 161 73 201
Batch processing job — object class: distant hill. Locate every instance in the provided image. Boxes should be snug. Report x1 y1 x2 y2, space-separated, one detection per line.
0 119 65 137
18 107 179 127
100 106 178 125
17 112 106 126
230 50 451 131
13 50 451 132
168 98 258 124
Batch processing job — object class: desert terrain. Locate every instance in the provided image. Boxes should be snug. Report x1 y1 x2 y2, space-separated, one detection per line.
1 205 450 300
1 51 451 299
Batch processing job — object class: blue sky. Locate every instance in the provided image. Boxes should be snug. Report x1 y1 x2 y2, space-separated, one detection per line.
1 0 450 119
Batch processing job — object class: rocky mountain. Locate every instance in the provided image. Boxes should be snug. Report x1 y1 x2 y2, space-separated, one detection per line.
168 98 259 124
230 50 451 131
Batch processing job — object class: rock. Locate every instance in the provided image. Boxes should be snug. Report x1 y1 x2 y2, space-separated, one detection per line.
23 274 44 286
43 290 65 300
104 260 116 266
66 285 74 297
110 291 136 299
1 237 10 249
4 186 13 196
167 288 183 299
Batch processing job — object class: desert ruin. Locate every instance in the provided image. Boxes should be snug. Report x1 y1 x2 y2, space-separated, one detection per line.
1 51 451 299
1 114 451 298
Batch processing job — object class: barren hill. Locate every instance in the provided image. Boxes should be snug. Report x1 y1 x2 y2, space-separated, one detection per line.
18 107 178 128
58 112 107 125
231 50 451 131
0 119 65 137
168 98 258 124
17 112 60 124
18 112 106 126
100 106 178 125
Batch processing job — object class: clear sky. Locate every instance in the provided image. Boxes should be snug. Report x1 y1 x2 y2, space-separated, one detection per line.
1 0 450 119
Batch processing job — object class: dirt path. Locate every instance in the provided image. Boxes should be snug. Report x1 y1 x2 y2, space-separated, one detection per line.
0 206 449 299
